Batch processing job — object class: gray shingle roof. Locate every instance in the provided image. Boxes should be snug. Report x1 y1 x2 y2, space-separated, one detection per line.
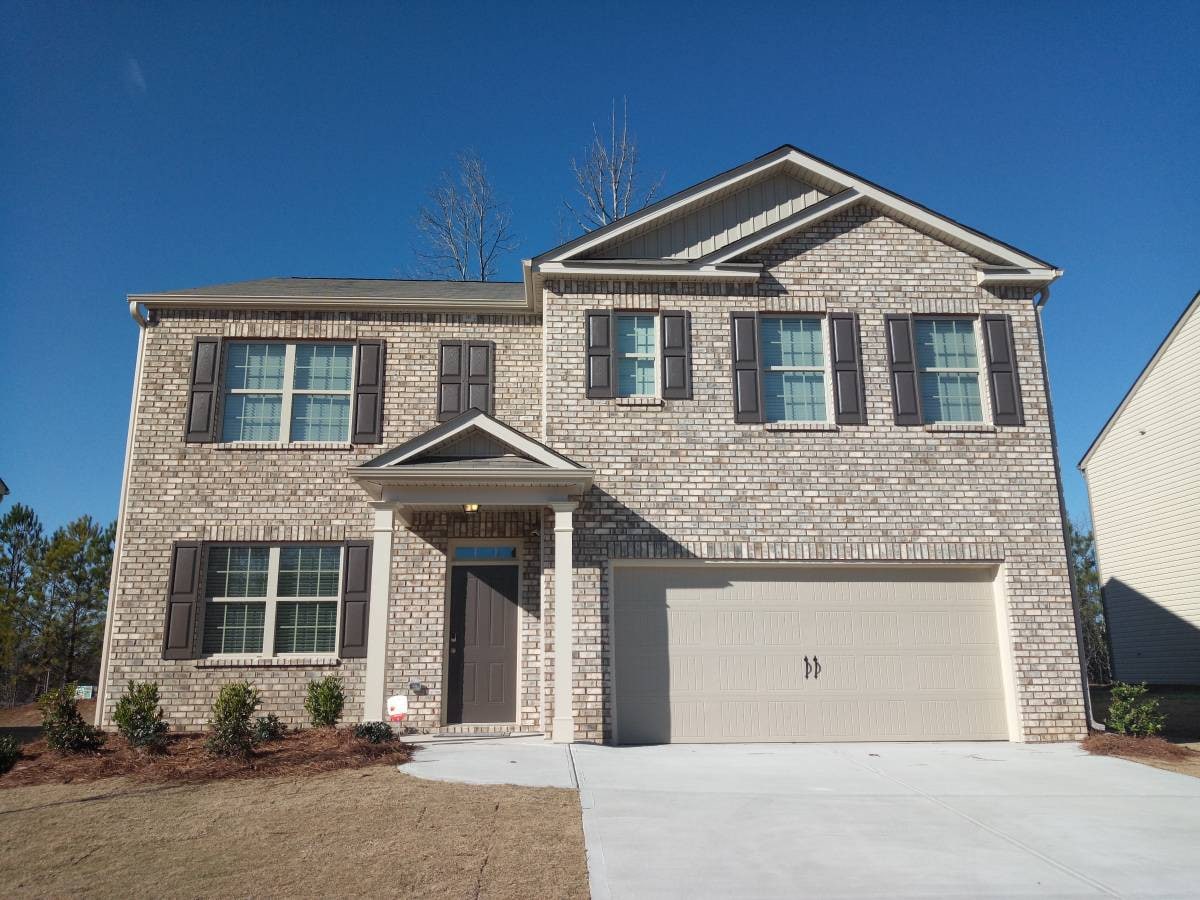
133 277 525 302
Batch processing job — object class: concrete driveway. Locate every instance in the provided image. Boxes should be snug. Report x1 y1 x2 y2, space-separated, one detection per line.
571 741 1200 900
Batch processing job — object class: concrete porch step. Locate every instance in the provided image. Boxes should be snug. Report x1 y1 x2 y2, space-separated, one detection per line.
435 723 524 736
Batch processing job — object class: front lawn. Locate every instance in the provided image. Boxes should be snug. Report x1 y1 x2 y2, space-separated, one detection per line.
0 765 589 899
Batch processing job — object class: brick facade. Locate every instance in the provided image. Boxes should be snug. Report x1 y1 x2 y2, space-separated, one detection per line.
101 202 1087 743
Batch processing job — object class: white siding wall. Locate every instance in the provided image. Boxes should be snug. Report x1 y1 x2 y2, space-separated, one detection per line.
1085 300 1200 683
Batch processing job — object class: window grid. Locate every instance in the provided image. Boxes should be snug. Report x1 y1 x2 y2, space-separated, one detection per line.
203 545 342 657
222 343 354 443
615 314 659 398
915 318 985 424
759 316 830 423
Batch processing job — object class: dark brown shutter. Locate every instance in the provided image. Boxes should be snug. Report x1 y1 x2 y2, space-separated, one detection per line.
162 541 204 660
351 339 385 443
730 312 763 423
885 315 923 426
660 311 692 400
184 338 222 442
437 340 466 420
585 311 615 398
982 314 1025 426
465 341 494 414
828 312 866 425
339 541 372 659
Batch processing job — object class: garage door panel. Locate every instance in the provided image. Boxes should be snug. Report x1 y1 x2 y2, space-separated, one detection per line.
613 565 1009 744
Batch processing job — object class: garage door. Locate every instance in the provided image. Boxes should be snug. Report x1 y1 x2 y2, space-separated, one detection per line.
612 565 1010 744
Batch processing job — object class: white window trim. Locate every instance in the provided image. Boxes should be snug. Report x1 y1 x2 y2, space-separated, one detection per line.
204 545 342 658
759 315 834 424
614 313 660 399
222 342 356 444
914 318 988 425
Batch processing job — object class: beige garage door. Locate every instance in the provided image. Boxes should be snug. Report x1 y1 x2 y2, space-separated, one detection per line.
612 565 1010 744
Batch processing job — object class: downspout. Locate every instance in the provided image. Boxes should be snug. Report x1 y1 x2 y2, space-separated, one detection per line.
1034 285 1103 732
94 301 150 727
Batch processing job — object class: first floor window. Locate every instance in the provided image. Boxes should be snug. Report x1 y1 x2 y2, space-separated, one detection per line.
221 342 354 442
615 314 657 397
759 316 828 422
914 318 984 423
202 545 341 656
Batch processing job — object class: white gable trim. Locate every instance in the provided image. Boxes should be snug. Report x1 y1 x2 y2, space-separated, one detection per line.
1079 290 1200 470
530 145 1058 280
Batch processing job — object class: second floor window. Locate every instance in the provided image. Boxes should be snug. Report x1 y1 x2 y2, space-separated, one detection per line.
615 314 658 397
221 342 354 442
914 319 984 423
203 545 341 656
759 316 828 423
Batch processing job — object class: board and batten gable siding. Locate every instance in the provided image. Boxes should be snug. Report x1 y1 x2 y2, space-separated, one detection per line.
583 172 828 260
541 202 1087 744
1083 296 1200 683
99 308 544 731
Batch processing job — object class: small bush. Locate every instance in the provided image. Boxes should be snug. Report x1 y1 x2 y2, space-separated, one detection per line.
113 681 169 751
305 676 345 728
39 683 105 753
1106 682 1165 736
206 682 261 757
0 735 19 774
353 721 394 744
253 714 286 743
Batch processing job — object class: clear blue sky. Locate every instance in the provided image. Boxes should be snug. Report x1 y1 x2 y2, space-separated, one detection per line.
2 1 1197 531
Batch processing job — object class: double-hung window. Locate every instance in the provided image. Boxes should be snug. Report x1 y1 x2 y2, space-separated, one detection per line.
202 545 341 656
759 316 828 423
614 314 658 398
221 342 355 442
914 318 984 423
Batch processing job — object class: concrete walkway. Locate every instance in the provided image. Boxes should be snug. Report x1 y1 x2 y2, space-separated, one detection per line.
572 741 1200 900
403 735 577 789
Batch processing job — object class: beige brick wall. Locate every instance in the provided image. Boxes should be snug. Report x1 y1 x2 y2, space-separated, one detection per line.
101 309 542 730
540 204 1087 743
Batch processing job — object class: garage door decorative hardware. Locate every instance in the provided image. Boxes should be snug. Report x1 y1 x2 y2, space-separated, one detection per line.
804 656 822 680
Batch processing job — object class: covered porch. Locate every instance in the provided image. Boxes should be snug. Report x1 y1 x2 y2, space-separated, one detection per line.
349 410 593 743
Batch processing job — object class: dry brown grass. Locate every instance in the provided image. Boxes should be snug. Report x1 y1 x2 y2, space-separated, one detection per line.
0 700 96 729
3 729 414 787
0 765 588 899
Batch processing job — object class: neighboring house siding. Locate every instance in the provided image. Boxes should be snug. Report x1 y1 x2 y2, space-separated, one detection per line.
100 309 543 730
1084 300 1200 683
584 172 828 260
542 203 1086 743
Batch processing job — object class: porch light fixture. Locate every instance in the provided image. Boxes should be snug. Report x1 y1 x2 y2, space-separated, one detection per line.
463 503 479 513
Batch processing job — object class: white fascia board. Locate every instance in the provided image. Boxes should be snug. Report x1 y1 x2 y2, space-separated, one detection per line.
976 267 1064 285
534 261 762 280
696 189 862 265
132 295 532 314
375 412 585 470
349 467 595 485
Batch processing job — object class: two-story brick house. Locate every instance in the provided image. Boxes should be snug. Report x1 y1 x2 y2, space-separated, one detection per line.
96 145 1089 743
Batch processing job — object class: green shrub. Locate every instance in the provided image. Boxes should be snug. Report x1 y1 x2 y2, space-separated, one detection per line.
0 735 19 774
1107 682 1165 736
353 721 394 744
206 682 261 757
253 714 286 743
113 681 168 751
305 676 345 728
38 683 105 753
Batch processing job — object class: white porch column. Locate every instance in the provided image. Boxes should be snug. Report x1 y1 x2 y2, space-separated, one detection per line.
363 501 396 722
550 501 577 743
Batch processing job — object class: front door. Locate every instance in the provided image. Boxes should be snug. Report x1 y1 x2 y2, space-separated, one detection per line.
447 565 519 724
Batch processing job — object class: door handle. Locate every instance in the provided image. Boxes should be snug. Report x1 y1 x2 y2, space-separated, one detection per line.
813 656 821 680
804 656 811 679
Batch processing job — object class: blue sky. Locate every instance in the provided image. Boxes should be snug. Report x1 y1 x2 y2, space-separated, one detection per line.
1 1 1197 530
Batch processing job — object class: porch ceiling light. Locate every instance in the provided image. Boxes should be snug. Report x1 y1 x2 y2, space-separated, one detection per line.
463 503 479 513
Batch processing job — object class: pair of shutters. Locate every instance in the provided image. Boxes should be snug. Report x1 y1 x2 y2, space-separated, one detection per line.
437 340 495 420
731 312 867 425
585 310 693 399
161 541 373 660
183 338 386 443
885 314 1024 426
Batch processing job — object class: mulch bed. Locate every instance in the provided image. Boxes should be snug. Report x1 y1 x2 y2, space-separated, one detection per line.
1 728 413 788
1082 731 1195 761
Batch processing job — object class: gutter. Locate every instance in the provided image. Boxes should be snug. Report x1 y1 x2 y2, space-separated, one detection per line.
95 301 150 727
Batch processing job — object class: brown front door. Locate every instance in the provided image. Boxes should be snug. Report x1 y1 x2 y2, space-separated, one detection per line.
447 564 518 724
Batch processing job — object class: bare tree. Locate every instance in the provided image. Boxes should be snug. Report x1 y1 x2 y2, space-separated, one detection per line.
414 150 517 281
565 98 663 232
